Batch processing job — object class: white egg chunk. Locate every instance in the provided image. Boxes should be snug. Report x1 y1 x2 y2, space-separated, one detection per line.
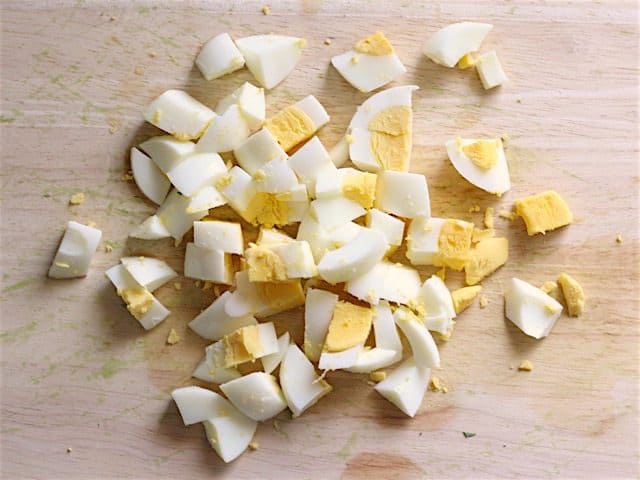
375 171 430 219
348 85 418 172
209 323 279 369
346 348 399 374
120 256 177 292
202 401 257 463
233 128 287 175
167 152 227 196
188 291 257 341
405 216 445 265
130 147 170 205
129 215 171 240
252 157 299 194
220 372 288 421
48 221 102 279
446 137 510 195
318 228 388 284
279 344 332 417
288 136 336 196
184 243 233 284
310 196 365 230
193 220 244 254
416 275 456 336
374 357 431 417
270 240 317 279
172 386 229 426
422 22 493 68
196 104 251 153
331 31 406 93
143 89 215 141
261 332 290 374
304 288 339 361
195 32 245 81
366 208 405 249
138 136 196 173
264 96 329 153
475 50 507 89
186 184 227 213
235 34 306 89
314 169 348 199
257 227 295 247
156 189 208 241
346 261 421 305
215 166 254 219
319 344 363 371
505 277 563 339
394 307 440 368
200 343 244 383
215 82 265 131
192 356 241 384
329 136 350 167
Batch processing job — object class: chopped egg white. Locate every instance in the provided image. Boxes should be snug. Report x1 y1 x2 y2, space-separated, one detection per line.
445 137 510 195
329 136 350 167
196 104 252 153
261 332 290 374
172 386 229 426
374 356 430 417
184 243 233 284
233 128 287 175
475 50 507 89
192 356 241 384
375 171 430 219
288 136 337 196
264 95 329 152
422 22 493 68
215 166 255 218
138 135 196 174
193 220 244 254
202 400 257 463
129 214 171 240
505 277 563 339
120 256 177 292
346 260 421 306
215 82 265 131
130 147 170 205
270 240 317 278
220 372 288 421
48 221 102 279
366 208 405 249
188 291 257 341
393 307 440 368
166 152 228 196
318 344 363 370
143 89 215 141
157 189 208 241
304 288 339 361
195 33 245 81
309 196 365 230
415 275 456 335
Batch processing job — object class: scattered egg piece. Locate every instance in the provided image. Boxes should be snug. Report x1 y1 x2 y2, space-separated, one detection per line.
166 152 228 196
138 135 196 174
422 22 493 68
196 104 252 153
48 221 102 279
225 271 305 318
130 147 171 205
319 344 363 370
346 260 421 306
457 53 476 69
540 281 562 303
484 207 494 229
616 234 623 244
451 285 482 314
370 371 386 382
429 376 448 393
220 372 288 421
514 190 573 235
172 386 229 426
375 171 430 219
188 291 257 341
518 360 533 372
184 243 233 284
143 90 215 141
120 256 177 292
195 33 245 81
557 273 585 317
475 50 508 90
202 400 258 463
166 328 181 345
414 276 456 337
505 277 563 339
261 5 270 15
233 128 287 175
324 301 373 352
304 288 339 361
264 95 329 152
464 237 509 285
479 294 489 308
215 82 266 131
328 136 350 167
129 214 171 240
68 192 85 205
374 356 431 417
366 208 405 250
498 210 516 221
261 332 290 374
394 306 440 368
193 220 244 254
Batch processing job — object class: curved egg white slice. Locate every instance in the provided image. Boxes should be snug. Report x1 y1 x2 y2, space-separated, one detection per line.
171 386 228 426
505 277 563 339
261 332 290 374
195 33 245 81
129 215 171 240
374 356 431 417
130 147 170 205
332 50 406 93
422 22 493 68
393 307 440 368
445 137 510 195
203 402 257 463
220 372 288 421
318 344 363 371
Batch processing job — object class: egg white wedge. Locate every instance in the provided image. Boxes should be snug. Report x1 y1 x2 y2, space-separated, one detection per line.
319 344 363 371
257 227 295 247
143 89 215 141
130 147 170 205
309 196 365 231
374 356 431 417
215 82 265 131
172 386 229 426
375 171 430 219
129 215 171 240
270 240 317 279
373 301 404 353
220 372 288 421
264 96 330 153
279 344 332 417
505 277 563 339
348 85 418 172
331 31 406 93
304 288 339 361
346 260 421 306
314 168 348 199
262 332 290 374
345 348 400 374
445 137 510 195
422 22 493 68
166 152 227 196
295 213 331 262
235 34 306 89
184 243 233 284
288 136 336 196
329 136 350 167
233 128 287 175
405 216 446 265
393 307 440 368
188 291 257 341
192 356 241 384
156 189 209 241
196 104 252 153
138 136 196 173
195 32 245 81
202 402 258 463
120 256 177 292
366 208 404 248
186 184 227 213
193 220 244 254
416 275 456 335
252 157 299 194
215 166 254 218
475 50 507 89
48 221 102 279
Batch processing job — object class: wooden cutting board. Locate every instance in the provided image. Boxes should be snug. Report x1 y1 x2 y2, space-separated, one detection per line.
1 1 638 478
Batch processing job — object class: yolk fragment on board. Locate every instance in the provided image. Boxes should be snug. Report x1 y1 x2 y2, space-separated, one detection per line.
342 172 377 208
368 105 412 171
461 139 499 170
557 272 585 316
223 325 262 367
451 285 482 314
245 244 287 282
540 280 562 302
245 192 290 227
457 53 476 70
354 31 394 56
264 105 316 152
464 237 509 285
255 280 305 311
436 220 474 271
324 301 373 352
120 286 154 320
514 190 573 235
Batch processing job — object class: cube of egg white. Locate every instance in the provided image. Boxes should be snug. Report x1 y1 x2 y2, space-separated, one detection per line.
376 171 430 219
215 82 265 131
166 152 227 196
120 256 177 292
129 214 171 240
193 220 244 254
475 50 507 89
314 168 347 199
143 90 215 141
405 216 446 265
505 277 563 339
366 208 404 248
208 323 279 369
253 157 299 194
346 261 421 306
48 221 102 279
130 147 170 205
220 372 288 421
288 136 336 196
310 196 365 231
186 184 227 213
202 400 257 463
257 228 295 247
139 136 196 174
233 128 287 175
373 301 404 354
215 166 255 217
189 291 257 341
304 288 339 361
196 104 252 153
374 356 431 417
195 32 245 81
157 189 209 241
184 243 233 284
270 240 317 279
172 386 230 426
261 332 290 374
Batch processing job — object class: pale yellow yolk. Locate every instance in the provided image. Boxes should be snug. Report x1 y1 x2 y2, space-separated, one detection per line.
451 285 482 314
368 105 412 171
342 172 377 208
436 220 474 271
518 360 533 372
324 301 373 352
119 286 154 320
264 105 316 152
472 227 495 243
370 371 386 382
166 328 181 345
245 192 290 228
514 190 573 235
223 325 262 367
557 273 585 317
462 140 498 170
457 53 476 70
245 244 287 282
540 281 562 303
354 31 394 56
255 280 305 311
369 105 411 136
484 207 494 229
464 237 509 285
215 174 233 189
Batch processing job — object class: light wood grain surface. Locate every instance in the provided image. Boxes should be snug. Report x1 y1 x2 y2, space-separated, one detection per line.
1 1 639 478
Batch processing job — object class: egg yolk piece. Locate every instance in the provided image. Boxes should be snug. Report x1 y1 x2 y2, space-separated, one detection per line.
462 139 498 170
264 105 316 152
557 273 585 317
223 325 262 367
120 286 154 320
245 245 288 282
354 31 394 56
436 220 474 270
514 190 573 235
368 105 412 171
342 172 378 208
245 192 290 227
464 237 509 285
255 280 305 311
324 301 373 352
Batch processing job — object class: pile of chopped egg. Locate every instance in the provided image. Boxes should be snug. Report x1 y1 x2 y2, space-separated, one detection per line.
46 26 586 464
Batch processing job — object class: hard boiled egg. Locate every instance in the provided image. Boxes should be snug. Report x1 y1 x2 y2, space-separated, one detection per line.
192 356 241 384
264 96 329 153
505 277 563 339
172 386 228 426
130 147 170 205
375 171 430 219
157 189 209 241
233 128 287 176
120 256 177 292
220 372 288 421
288 136 336 196
304 288 339 361
445 137 510 195
366 209 405 250
143 89 215 141
184 243 233 284
374 356 431 417
189 291 257 341
261 332 291 374
415 275 456 336
422 22 493 68
346 261 421 306
138 136 196 173
193 220 244 254
195 33 245 81
166 152 228 196
318 344 363 371
129 215 171 240
196 104 252 153
475 50 507 89
215 82 265 131
393 307 440 368
310 196 365 231
225 271 305 318
202 401 257 463
48 221 102 279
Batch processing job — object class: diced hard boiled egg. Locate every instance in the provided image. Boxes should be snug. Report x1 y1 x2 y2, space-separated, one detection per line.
465 237 509 285
188 291 257 341
196 104 252 153
345 348 399 374
366 209 405 249
245 244 288 282
405 216 444 265
48 221 102 279
257 227 295 247
207 323 279 369
346 261 421 306
129 215 171 240
341 169 378 209
233 128 287 176
143 89 215 141
215 166 254 220
375 171 430 219
451 285 482 314
264 96 329 153
261 332 290 374
279 344 332 417
202 401 257 463
310 196 365 231
393 307 440 368
422 22 493 68
166 152 227 196
225 271 305 318
270 240 317 279
331 31 406 93
184 243 233 284
445 137 510 195
120 256 177 292
130 147 170 205
186 184 227 213
348 85 418 172
414 275 456 336
557 273 585 317
288 136 336 196
329 136 350 167
215 82 265 131
156 189 208 241
374 356 431 417
192 356 241 384
172 386 229 426
193 220 244 254
475 50 507 89
220 372 288 421
319 344 363 370
235 35 306 89
324 301 373 352
406 217 474 270
138 136 196 173
195 32 245 81
252 157 299 194
514 190 573 235
304 288 339 361
505 277 563 339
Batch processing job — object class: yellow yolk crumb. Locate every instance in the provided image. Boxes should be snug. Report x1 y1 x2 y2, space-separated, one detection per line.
457 53 476 69
173 282 181 291
223 325 262 367
479 295 489 308
518 360 533 372
436 266 446 281
255 280 305 311
215 175 232 189
370 371 386 382
324 38 332 45
120 286 154 320
429 376 449 393
557 273 585 317
484 207 494 229
499 210 516 221
264 105 316 152
464 237 509 285
342 172 377 208
252 169 266 181
462 139 499 170
245 192 290 227
472 227 495 243
451 285 482 314
261 5 270 15
514 190 573 235
249 441 259 450
345 134 354 144
350 55 359 64
55 261 70 268
540 281 562 303
436 220 474 271
166 328 180 345
324 301 373 352
354 31 394 56
615 234 622 244
368 105 412 171
69 192 85 205
245 244 287 282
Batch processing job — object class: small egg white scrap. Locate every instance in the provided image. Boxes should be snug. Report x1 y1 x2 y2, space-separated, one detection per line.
186 184 227 213
416 275 456 335
347 261 421 306
374 356 431 417
318 344 363 371
184 243 233 284
233 128 287 175
375 171 430 219
393 307 440 368
202 400 257 463
143 89 215 140
193 220 244 254
188 291 257 341
505 277 563 339
195 32 245 81
445 137 510 195
294 95 330 131
130 147 170 205
215 82 265 131
166 152 228 196
475 50 507 89
48 221 102 279
220 372 288 421
129 215 171 240
138 136 196 173
366 208 405 248
171 386 229 426
156 189 208 241
288 136 337 196
196 104 252 153
120 256 177 292
261 332 290 374
192 356 241 384
309 196 365 231
422 22 493 68
304 288 339 361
